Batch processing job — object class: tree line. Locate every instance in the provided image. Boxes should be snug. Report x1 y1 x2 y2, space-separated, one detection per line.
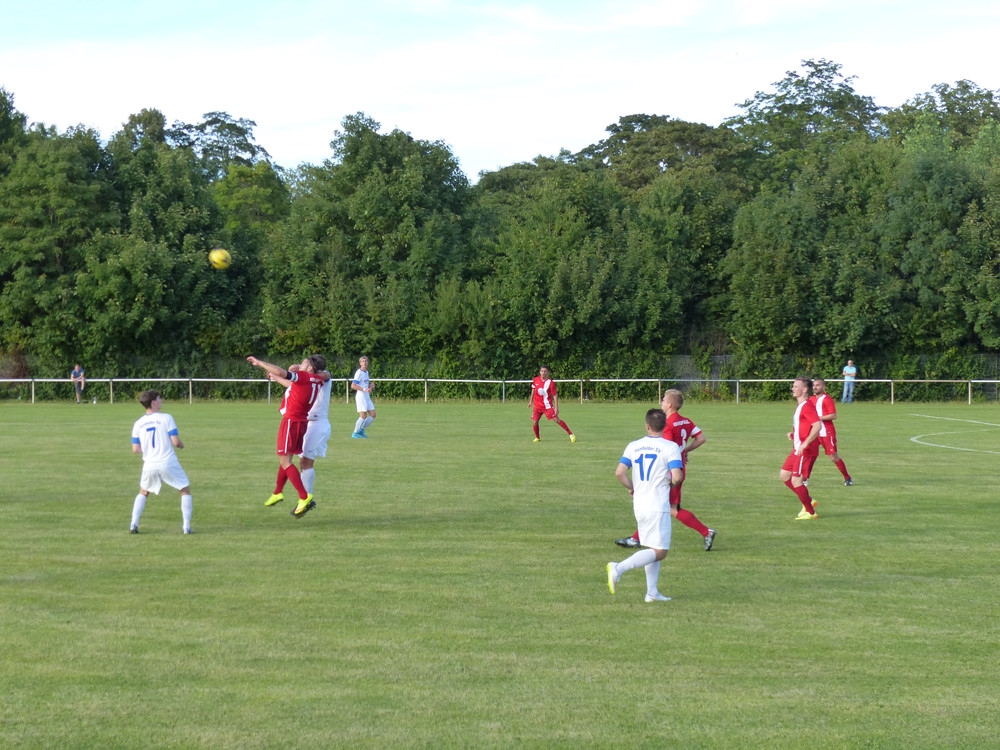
3 59 1000 387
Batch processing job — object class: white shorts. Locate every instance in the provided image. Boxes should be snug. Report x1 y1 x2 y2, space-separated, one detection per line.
140 456 190 495
355 391 375 413
301 419 331 459
635 509 672 551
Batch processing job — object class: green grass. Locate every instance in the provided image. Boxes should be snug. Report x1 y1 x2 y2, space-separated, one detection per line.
2 400 999 748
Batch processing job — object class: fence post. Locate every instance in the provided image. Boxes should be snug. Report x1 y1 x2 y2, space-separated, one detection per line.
31 379 36 404
189 379 194 404
425 380 428 403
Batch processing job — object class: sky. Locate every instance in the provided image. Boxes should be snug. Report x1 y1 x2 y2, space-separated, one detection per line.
3 1 1000 180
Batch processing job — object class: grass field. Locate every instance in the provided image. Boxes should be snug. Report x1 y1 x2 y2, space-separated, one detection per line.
2 398 999 748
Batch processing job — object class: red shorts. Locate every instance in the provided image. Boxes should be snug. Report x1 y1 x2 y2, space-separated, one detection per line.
782 450 818 479
276 417 308 456
532 407 557 421
818 433 838 455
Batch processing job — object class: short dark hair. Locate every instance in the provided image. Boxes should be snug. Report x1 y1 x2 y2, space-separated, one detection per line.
138 390 160 409
646 408 667 433
794 376 813 390
309 354 327 372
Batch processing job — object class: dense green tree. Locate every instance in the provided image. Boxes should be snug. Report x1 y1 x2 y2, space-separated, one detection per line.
107 109 216 246
168 111 273 183
577 114 745 191
7 64 1000 388
259 113 471 362
802 138 907 361
0 125 116 368
635 164 746 349
726 59 881 191
0 87 28 178
883 80 1000 149
72 232 231 372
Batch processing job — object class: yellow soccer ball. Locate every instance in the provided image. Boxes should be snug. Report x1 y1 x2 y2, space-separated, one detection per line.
209 248 232 270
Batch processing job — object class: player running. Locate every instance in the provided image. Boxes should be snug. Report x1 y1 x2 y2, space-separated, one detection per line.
810 377 853 486
616 389 716 551
607 408 684 602
781 376 822 520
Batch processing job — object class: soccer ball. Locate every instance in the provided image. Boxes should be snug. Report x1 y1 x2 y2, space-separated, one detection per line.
209 248 232 270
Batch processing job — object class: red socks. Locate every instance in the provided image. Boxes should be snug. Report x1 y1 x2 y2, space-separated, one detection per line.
676 508 709 536
274 467 288 494
835 458 850 480
285 464 308 499
792 483 815 514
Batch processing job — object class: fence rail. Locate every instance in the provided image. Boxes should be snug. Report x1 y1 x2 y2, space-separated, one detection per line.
3 377 1000 405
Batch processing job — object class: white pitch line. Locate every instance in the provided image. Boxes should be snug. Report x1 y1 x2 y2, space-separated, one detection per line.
910 414 1000 454
911 414 1000 428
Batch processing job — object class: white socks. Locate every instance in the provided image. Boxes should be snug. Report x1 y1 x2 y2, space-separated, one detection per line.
613 549 664 597
131 494 146 528
131 492 193 533
301 468 315 494
354 417 365 433
644 560 661 598
617 548 657 573
181 494 193 533
362 416 374 430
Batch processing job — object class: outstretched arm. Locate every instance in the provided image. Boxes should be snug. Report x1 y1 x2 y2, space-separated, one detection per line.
247 356 288 380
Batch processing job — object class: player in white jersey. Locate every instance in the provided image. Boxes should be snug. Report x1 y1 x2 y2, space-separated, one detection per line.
606 408 683 602
129 390 193 534
351 356 376 438
271 356 332 495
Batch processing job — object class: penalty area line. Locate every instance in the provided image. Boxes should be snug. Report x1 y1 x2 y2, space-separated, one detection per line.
910 413 1000 454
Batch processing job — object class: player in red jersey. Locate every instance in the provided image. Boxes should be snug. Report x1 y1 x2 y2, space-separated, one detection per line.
781 376 822 520
810 377 853 485
247 354 328 518
616 389 717 551
530 366 576 442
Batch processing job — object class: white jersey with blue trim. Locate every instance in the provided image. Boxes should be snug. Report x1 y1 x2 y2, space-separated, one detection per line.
619 436 683 513
308 375 333 422
132 412 180 465
352 368 370 392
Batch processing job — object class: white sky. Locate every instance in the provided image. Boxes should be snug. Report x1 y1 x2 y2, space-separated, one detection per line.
3 0 1000 180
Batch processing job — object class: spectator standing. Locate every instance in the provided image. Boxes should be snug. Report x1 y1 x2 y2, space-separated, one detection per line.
71 363 86 403
841 360 857 403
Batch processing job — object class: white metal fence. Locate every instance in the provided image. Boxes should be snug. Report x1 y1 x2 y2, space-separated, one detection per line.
2 377 999 405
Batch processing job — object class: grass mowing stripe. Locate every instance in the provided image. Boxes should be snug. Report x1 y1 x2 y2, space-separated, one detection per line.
1 401 998 747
